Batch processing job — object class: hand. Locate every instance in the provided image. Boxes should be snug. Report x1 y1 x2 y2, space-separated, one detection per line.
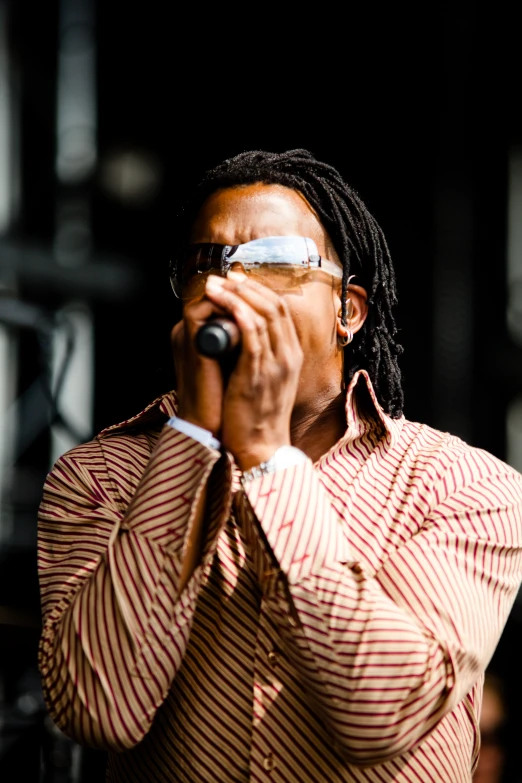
204 270 303 470
170 295 227 436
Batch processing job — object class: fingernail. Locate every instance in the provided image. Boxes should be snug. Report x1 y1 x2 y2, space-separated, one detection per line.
227 270 247 281
206 275 224 290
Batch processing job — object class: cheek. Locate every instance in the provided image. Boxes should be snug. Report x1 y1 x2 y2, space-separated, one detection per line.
283 287 339 352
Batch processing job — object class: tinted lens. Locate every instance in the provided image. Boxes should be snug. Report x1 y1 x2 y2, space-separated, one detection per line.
180 267 312 299
230 236 313 267
182 270 223 299
179 245 225 299
176 236 333 299
247 265 312 289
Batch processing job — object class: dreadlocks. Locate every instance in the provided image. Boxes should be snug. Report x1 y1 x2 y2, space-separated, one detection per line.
175 149 404 418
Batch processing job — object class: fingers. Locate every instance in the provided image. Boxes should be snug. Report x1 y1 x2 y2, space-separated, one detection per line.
170 299 226 435
205 277 273 382
204 272 300 360
180 295 227 336
171 293 228 364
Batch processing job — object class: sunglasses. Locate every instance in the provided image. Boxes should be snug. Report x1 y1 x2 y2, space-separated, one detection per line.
169 235 343 300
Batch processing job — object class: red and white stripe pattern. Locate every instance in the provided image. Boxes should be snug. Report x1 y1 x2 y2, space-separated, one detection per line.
38 371 522 781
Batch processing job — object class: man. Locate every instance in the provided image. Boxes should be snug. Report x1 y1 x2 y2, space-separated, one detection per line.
38 149 522 782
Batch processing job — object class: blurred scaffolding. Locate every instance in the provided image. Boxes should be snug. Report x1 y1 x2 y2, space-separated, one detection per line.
0 0 140 779
0 0 522 781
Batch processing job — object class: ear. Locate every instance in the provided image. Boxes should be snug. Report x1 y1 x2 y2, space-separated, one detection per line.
336 282 368 342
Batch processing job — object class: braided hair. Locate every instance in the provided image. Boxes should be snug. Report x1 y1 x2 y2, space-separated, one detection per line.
175 149 404 418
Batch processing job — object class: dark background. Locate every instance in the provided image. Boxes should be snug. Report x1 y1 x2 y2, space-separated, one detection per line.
1 0 521 780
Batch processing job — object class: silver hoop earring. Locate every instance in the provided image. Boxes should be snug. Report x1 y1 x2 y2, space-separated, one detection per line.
338 329 353 347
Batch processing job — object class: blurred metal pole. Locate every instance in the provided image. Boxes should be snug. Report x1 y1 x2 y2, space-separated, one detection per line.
0 0 20 544
50 303 94 467
55 0 97 186
0 0 20 235
51 0 97 465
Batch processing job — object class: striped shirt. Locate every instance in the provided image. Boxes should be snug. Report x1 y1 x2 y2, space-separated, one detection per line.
37 370 522 782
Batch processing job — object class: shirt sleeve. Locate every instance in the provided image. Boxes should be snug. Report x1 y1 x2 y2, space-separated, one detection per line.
166 415 221 450
38 425 231 751
237 456 522 766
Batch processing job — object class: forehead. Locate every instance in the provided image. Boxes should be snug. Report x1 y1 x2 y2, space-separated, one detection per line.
189 183 338 261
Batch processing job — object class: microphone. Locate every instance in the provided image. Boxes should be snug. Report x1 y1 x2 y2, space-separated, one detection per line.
195 317 240 358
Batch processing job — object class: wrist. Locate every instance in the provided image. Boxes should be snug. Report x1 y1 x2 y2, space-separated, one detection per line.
167 416 221 450
235 443 290 472
177 410 219 436
240 445 308 484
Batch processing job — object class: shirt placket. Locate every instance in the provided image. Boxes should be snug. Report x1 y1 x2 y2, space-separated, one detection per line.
251 573 285 780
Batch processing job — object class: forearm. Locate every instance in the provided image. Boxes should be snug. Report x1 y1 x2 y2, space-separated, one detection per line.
39 533 197 750
239 460 514 765
272 566 452 765
38 427 230 750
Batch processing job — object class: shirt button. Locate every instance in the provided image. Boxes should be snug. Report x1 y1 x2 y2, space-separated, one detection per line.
267 651 277 667
263 753 276 771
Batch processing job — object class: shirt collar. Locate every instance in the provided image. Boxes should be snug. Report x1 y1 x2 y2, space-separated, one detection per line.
343 369 403 448
99 371 402 448
98 391 178 437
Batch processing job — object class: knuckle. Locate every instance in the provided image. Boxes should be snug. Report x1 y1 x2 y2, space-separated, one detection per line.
243 319 260 337
265 303 280 322
277 298 289 316
248 344 262 359
171 321 184 344
281 347 302 372
276 355 291 374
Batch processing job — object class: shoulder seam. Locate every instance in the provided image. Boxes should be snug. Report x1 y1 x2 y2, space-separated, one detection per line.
95 434 127 513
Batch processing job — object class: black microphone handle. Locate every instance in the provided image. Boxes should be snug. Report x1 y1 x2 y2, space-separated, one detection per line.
195 318 241 358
